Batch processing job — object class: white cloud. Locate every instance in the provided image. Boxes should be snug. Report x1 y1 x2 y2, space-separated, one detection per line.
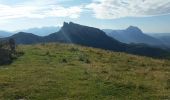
0 4 41 19
0 0 83 20
46 6 83 18
86 0 170 19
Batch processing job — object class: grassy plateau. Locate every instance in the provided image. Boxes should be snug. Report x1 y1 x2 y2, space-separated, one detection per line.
0 43 169 100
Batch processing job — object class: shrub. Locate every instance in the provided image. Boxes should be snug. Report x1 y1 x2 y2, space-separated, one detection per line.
85 59 91 64
0 38 20 65
79 54 91 64
0 49 12 65
79 55 84 61
69 47 79 52
62 58 67 63
46 51 50 56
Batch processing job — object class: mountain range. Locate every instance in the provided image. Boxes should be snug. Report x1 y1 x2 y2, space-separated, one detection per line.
0 27 60 38
17 26 60 36
149 33 170 48
103 26 166 48
1 22 169 58
0 31 13 38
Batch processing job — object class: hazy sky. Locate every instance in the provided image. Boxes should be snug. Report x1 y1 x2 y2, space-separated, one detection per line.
0 0 170 33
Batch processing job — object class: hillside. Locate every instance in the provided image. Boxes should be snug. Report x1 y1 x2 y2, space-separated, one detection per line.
0 43 169 100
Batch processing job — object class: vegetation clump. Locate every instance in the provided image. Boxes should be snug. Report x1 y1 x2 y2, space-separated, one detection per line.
79 54 91 64
69 47 79 52
0 38 22 65
61 58 67 63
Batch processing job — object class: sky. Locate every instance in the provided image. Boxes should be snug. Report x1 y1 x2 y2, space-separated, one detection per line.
0 0 170 33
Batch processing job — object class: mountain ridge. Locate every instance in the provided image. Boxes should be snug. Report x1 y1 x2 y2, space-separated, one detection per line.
17 26 60 36
104 26 166 48
149 33 170 48
0 31 13 38
1 22 170 58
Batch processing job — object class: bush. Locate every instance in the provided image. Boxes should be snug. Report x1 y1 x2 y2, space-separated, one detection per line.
69 47 79 52
46 51 50 56
0 49 12 65
0 38 20 65
85 59 91 64
79 54 91 64
61 58 67 63
79 55 84 61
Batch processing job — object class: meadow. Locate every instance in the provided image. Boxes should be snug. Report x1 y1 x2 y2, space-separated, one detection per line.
0 43 169 100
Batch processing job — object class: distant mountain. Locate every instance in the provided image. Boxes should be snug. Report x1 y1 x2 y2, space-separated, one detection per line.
0 31 13 38
18 26 60 36
149 33 170 47
1 22 170 58
149 33 170 37
44 22 126 51
3 32 43 44
103 26 165 48
159 36 170 47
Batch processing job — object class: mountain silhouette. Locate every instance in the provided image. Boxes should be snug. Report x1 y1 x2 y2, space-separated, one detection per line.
18 26 60 36
149 33 170 48
1 22 169 58
44 22 126 51
104 26 165 48
4 32 43 44
0 31 13 38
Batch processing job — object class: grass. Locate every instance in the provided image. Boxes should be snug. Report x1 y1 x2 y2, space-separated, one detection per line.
0 43 169 100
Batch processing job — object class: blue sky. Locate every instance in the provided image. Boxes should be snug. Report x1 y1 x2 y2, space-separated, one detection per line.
0 0 170 33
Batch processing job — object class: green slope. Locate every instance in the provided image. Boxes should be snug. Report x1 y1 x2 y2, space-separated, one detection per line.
0 43 169 100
